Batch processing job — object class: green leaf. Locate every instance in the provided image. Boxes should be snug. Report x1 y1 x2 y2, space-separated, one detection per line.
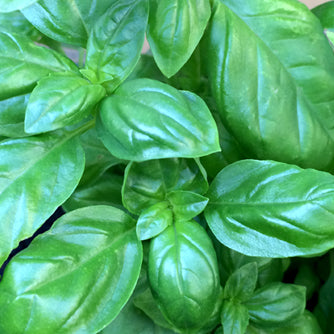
205 0 334 171
21 0 116 47
0 205 142 333
221 300 249 334
82 0 148 93
294 263 320 300
122 158 208 215
148 220 221 332
224 263 258 302
97 78 220 161
147 0 211 77
313 2 334 49
137 202 173 241
25 72 106 134
205 159 334 257
166 190 208 222
245 282 306 328
63 170 124 212
0 0 37 13
0 32 78 101
0 94 29 137
0 130 85 266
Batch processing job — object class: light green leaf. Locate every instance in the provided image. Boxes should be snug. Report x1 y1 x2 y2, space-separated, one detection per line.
0 130 85 266
137 202 173 241
25 72 106 134
206 0 334 171
97 78 220 161
0 206 143 334
147 0 210 77
122 158 208 215
0 32 78 101
245 282 306 327
166 190 208 222
0 0 37 13
83 0 148 93
221 301 249 334
205 159 334 257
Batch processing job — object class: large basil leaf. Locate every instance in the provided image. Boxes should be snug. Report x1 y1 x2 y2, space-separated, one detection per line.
0 205 142 333
122 158 208 215
148 220 221 332
97 79 220 161
147 0 210 78
82 0 148 93
0 94 29 137
0 0 37 12
313 2 334 49
205 0 334 171
205 159 334 257
22 0 115 47
245 283 306 328
25 72 106 134
0 130 85 266
0 32 78 101
221 301 249 334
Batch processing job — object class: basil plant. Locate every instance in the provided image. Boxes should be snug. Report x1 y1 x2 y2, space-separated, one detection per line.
0 0 334 333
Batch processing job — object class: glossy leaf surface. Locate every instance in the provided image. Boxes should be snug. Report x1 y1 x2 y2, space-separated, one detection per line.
206 0 334 171
0 94 29 137
137 202 173 241
22 0 115 47
0 206 142 333
147 0 210 77
0 0 37 13
83 0 148 93
0 131 85 266
205 159 334 257
166 190 208 222
0 32 78 101
148 220 220 332
97 79 220 161
245 283 306 327
221 301 249 334
122 158 208 215
25 72 106 134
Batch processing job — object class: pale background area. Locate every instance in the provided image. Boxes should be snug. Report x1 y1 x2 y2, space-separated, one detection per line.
301 0 329 8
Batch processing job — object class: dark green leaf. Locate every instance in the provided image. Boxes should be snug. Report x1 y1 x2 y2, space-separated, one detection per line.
0 206 142 333
82 0 148 93
22 0 116 47
224 263 258 302
148 220 221 332
221 300 249 334
0 0 37 12
0 94 29 137
25 72 106 134
294 263 320 300
137 202 173 241
313 2 334 49
166 190 208 222
0 130 85 266
122 158 208 215
97 79 220 161
205 159 334 257
245 282 306 327
0 32 78 101
205 0 334 171
147 0 211 77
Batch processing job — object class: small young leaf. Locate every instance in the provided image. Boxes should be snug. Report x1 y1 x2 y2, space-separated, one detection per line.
205 159 334 257
166 190 208 222
0 0 37 13
137 202 173 240
0 206 143 334
147 0 211 77
221 300 249 334
97 78 220 161
122 158 208 215
245 282 306 327
224 263 258 302
0 131 85 266
0 32 78 100
83 0 149 93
